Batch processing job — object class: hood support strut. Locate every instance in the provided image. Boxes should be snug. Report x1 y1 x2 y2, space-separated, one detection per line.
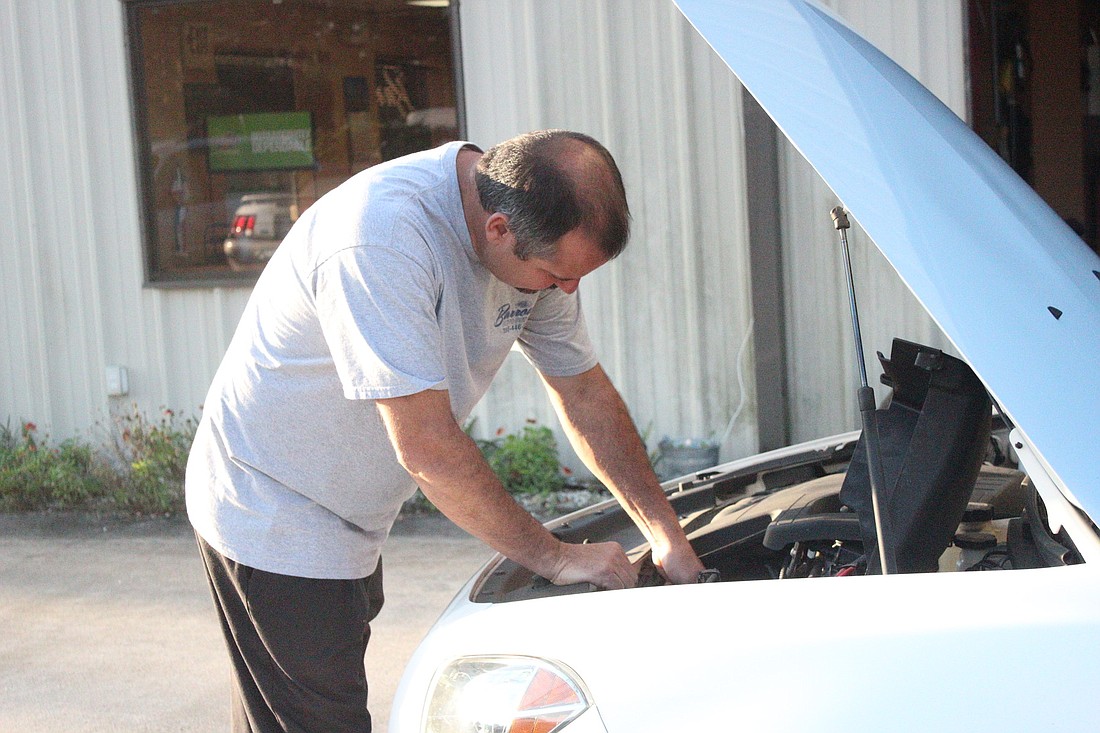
832 206 897 575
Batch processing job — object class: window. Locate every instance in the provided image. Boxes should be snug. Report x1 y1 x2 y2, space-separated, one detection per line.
124 0 461 284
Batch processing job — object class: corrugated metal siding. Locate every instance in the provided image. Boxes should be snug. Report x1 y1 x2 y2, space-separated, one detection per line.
459 0 758 468
0 2 38 427
2 0 107 437
777 0 967 442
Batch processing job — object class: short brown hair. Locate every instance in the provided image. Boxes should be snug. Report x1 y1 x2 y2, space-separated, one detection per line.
475 130 630 260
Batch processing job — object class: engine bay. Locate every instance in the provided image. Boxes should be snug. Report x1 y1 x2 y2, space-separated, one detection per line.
472 430 1082 604
471 338 1085 605
673 461 1076 584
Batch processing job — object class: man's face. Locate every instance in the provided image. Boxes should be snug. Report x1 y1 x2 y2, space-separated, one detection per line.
483 217 608 294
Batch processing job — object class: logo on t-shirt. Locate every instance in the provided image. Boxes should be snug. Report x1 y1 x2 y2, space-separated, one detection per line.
494 300 532 334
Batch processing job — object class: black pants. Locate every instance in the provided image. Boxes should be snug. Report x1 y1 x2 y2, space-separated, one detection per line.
196 533 385 732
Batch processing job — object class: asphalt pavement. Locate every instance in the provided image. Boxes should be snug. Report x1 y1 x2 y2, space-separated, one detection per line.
0 511 491 732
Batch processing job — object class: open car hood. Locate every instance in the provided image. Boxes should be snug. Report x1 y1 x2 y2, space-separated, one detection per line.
673 0 1100 514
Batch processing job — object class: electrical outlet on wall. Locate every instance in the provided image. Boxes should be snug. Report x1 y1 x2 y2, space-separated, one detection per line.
105 365 129 397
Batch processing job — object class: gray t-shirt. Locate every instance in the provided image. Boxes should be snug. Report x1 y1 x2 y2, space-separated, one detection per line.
186 142 597 579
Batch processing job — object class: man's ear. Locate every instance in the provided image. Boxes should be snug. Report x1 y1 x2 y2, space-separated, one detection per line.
485 212 512 247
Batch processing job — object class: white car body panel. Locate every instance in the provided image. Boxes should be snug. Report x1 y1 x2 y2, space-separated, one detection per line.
394 565 1100 731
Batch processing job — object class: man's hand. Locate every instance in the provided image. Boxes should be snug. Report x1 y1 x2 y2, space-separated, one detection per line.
549 541 639 590
652 543 706 585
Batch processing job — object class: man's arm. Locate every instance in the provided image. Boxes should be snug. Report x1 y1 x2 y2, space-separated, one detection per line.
375 388 639 589
541 365 705 584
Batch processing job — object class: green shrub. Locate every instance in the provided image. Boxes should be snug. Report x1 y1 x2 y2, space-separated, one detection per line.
0 407 196 516
486 424 566 496
105 407 197 515
402 421 570 515
3 410 568 517
0 422 109 511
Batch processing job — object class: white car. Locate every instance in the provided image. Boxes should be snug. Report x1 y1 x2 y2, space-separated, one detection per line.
391 1 1100 731
222 193 297 272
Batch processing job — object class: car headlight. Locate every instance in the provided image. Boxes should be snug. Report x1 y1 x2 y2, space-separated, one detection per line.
424 655 592 733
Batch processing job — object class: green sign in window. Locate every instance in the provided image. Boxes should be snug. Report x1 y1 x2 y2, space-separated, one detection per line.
207 112 315 171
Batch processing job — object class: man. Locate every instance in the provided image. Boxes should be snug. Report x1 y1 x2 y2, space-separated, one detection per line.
186 129 705 732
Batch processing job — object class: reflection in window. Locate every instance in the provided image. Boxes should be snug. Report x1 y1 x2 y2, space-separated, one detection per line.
125 0 459 283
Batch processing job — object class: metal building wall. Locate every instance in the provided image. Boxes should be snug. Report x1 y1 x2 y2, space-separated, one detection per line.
458 0 759 468
0 0 757 468
0 0 967 472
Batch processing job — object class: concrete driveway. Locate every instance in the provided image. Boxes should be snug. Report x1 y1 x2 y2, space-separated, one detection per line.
0 511 491 732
